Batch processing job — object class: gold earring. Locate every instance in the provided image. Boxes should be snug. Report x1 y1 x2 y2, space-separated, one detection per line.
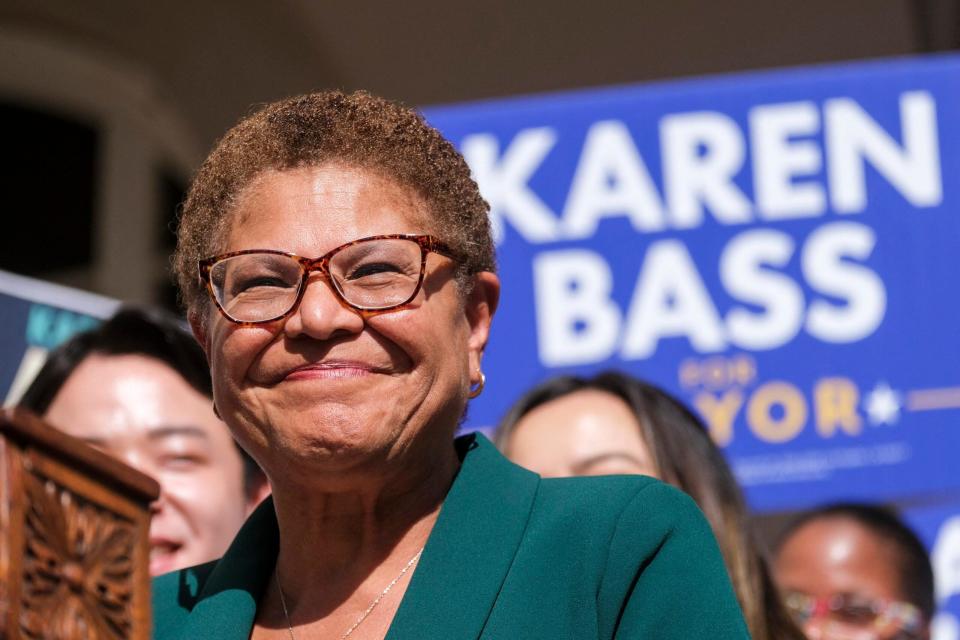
468 371 486 399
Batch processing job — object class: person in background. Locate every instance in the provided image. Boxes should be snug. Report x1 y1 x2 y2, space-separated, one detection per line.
775 503 933 640
495 371 805 640
18 306 269 575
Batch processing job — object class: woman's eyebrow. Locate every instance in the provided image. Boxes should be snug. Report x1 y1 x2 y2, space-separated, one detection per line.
147 425 210 441
571 452 648 475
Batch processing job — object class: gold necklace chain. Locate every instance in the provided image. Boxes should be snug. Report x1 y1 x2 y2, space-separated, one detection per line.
275 547 424 640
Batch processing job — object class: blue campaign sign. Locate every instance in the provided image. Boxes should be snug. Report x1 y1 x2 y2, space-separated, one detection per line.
424 55 960 513
0 270 118 405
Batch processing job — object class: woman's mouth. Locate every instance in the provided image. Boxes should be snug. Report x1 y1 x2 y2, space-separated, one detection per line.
284 361 378 381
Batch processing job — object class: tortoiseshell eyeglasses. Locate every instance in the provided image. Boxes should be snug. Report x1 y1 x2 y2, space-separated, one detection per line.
198 234 456 325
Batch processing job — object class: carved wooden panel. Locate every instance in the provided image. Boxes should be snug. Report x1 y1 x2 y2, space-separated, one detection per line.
0 408 159 639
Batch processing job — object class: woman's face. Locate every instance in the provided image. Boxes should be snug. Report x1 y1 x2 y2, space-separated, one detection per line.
45 353 251 576
195 164 496 483
774 517 925 640
504 389 658 478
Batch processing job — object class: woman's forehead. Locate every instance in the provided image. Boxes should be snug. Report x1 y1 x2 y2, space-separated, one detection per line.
224 164 434 251
778 517 907 599
226 163 434 245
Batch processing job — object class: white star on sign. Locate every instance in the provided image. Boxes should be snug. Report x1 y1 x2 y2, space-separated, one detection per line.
864 382 902 426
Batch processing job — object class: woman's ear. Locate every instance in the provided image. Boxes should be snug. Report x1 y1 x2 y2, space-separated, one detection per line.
465 272 500 374
188 309 210 357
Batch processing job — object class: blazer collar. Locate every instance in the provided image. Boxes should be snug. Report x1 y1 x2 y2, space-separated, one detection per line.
178 492 279 638
385 432 540 639
179 432 540 639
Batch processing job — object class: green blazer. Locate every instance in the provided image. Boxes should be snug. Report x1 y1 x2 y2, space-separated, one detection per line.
152 433 749 639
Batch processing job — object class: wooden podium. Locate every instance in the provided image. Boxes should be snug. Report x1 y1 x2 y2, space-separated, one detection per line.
0 408 160 639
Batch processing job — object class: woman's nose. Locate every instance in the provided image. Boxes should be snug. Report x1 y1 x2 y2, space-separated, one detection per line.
284 275 364 340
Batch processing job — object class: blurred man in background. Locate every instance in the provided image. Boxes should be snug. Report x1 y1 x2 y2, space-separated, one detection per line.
18 306 269 575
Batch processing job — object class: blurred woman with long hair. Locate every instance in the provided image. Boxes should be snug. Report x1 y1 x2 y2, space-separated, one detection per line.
496 371 804 640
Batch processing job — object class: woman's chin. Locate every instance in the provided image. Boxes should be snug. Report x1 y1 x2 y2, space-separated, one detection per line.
279 399 398 438
268 421 399 469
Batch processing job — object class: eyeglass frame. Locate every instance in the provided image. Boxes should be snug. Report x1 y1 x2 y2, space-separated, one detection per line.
783 590 924 638
197 233 457 326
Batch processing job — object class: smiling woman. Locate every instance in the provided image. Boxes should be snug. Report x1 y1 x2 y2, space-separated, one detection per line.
152 90 750 640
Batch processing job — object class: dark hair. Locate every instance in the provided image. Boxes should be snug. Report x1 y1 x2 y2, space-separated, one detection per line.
174 90 495 314
495 371 804 640
18 306 263 494
777 503 935 622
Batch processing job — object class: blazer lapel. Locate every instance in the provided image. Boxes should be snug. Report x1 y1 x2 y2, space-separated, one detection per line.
179 497 280 639
385 433 540 640
172 433 538 639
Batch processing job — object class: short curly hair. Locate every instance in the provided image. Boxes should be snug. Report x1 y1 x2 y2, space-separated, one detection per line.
173 90 495 313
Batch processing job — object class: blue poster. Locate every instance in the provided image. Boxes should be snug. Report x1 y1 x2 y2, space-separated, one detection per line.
0 270 117 405
424 55 960 514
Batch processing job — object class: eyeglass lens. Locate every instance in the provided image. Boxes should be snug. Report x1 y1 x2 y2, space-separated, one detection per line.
785 592 921 640
209 238 425 322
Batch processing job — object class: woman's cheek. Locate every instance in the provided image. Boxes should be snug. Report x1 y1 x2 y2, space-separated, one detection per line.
216 327 272 383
